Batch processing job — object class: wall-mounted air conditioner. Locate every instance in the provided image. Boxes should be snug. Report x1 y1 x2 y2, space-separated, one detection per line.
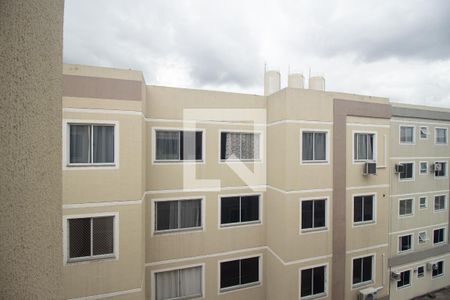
391 271 401 281
358 287 377 300
427 262 438 271
394 164 404 174
363 162 377 175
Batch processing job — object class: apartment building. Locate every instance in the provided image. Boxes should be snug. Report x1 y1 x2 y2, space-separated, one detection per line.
62 64 449 300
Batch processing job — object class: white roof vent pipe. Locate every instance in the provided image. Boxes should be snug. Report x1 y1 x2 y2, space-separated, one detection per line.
264 70 281 96
309 76 325 91
288 73 305 89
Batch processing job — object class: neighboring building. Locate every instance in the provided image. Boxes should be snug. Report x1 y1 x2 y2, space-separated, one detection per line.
62 64 450 300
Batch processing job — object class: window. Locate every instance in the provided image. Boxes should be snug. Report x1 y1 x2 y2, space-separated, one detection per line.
155 199 202 233
221 195 260 226
417 266 425 278
155 130 202 161
353 195 374 224
400 126 415 144
432 261 444 278
68 216 115 262
433 228 445 245
302 131 327 162
420 126 428 139
300 265 326 298
220 132 260 161
435 128 447 144
418 231 427 244
434 162 447 177
399 163 414 180
419 197 428 209
399 199 413 216
69 124 115 165
397 270 411 288
399 235 412 252
155 266 202 300
354 133 375 161
420 162 428 174
434 195 446 211
301 199 326 231
352 256 373 285
220 257 260 291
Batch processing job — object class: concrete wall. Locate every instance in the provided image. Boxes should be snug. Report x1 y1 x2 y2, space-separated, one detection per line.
0 1 64 298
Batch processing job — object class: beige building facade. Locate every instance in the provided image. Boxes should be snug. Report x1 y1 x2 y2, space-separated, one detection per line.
62 64 449 300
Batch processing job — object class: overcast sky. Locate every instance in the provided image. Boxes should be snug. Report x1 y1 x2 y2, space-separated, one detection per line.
64 0 450 107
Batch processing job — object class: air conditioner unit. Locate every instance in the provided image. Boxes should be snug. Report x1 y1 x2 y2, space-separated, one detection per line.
391 271 401 281
363 162 377 175
358 287 378 300
394 164 404 174
427 262 438 271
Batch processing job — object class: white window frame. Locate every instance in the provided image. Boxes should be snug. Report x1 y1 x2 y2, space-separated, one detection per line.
352 131 377 163
399 125 416 145
433 227 446 246
433 161 448 179
217 254 263 294
150 263 205 300
433 194 447 212
351 253 375 289
419 161 428 175
398 161 415 182
298 262 328 300
398 198 415 218
352 193 377 227
152 127 206 164
218 129 263 163
435 127 448 145
218 193 263 229
431 260 445 279
418 231 428 244
300 129 330 165
63 119 119 170
417 265 425 278
151 196 205 236
299 196 329 234
419 126 429 140
419 196 428 209
396 269 412 289
398 233 414 254
63 212 119 265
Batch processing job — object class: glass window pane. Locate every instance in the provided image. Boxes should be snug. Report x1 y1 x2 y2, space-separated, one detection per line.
354 197 363 223
70 125 90 163
225 133 241 159
69 218 91 258
221 197 240 224
363 196 373 221
301 269 312 297
362 256 372 282
313 200 326 228
179 199 201 229
302 132 314 161
156 131 179 160
179 266 202 298
313 266 325 294
367 134 374 160
156 201 179 231
220 260 240 288
155 270 179 300
240 257 259 284
93 125 114 163
92 216 114 255
314 133 326 160
352 258 362 284
241 196 259 222
241 133 255 160
302 201 313 229
180 131 196 160
357 134 367 160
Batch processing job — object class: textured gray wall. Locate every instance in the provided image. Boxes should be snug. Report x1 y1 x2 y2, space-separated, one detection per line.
0 1 64 298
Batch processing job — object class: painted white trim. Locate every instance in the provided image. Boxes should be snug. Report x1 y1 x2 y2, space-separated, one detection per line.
63 119 120 170
399 125 416 145
347 123 390 128
63 199 142 209
432 226 447 246
146 117 266 127
398 197 415 218
298 262 329 300
391 252 450 270
397 233 414 254
389 222 448 235
150 196 205 236
150 263 205 300
299 196 329 235
350 253 376 290
352 192 377 228
267 185 333 195
63 212 119 265
390 156 450 160
67 287 142 300
151 126 206 165
217 254 263 295
268 119 333 127
346 243 388 254
63 107 143 116
352 130 377 164
398 161 415 182
346 184 389 191
391 119 450 127
145 185 267 194
390 190 449 198
434 127 448 145
217 193 263 229
300 129 330 165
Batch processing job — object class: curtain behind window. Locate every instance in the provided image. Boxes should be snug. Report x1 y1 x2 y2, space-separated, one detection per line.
302 132 314 160
156 131 179 160
225 133 240 159
241 133 254 159
314 133 326 160
179 267 202 298
70 125 90 163
93 126 114 163
180 200 201 228
155 270 178 300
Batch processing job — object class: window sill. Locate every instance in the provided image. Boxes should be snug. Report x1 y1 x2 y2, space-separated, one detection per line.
301 227 328 234
432 273 444 279
220 221 261 229
220 159 262 164
219 281 261 294
154 227 203 235
397 283 411 290
352 280 373 289
353 220 375 227
301 160 329 164
399 214 414 218
67 163 116 167
67 254 116 264
301 292 327 300
153 160 204 164
433 242 446 246
398 249 413 255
